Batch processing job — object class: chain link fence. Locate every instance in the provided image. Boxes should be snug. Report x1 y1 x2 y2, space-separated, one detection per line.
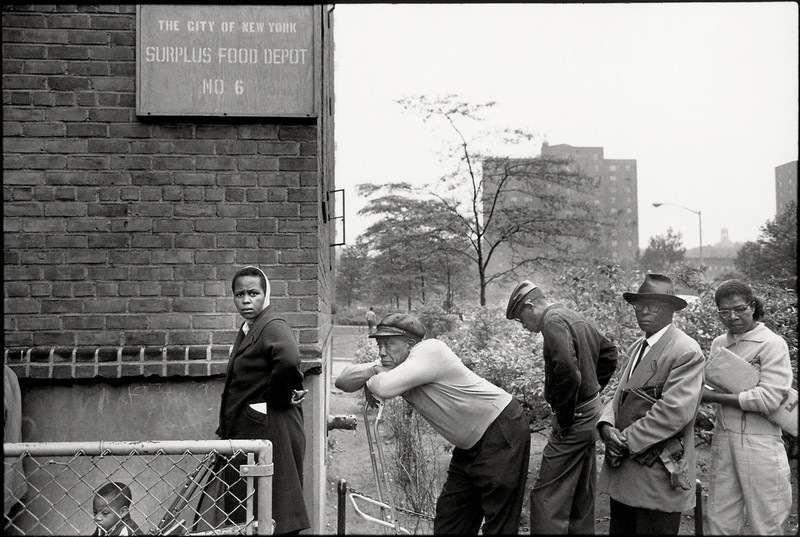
3 440 273 536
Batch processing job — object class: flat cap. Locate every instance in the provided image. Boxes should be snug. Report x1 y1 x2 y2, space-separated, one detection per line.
369 313 426 340
506 280 538 320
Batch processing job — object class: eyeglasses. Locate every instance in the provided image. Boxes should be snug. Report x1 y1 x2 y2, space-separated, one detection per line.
632 303 664 314
717 302 753 317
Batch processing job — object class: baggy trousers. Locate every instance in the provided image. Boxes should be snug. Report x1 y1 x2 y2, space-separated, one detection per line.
433 398 531 535
529 395 601 534
707 427 791 535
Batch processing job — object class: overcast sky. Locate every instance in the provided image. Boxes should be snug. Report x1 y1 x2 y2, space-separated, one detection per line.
333 2 798 251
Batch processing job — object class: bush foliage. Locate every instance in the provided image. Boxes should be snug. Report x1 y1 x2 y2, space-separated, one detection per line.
350 263 798 519
354 262 797 428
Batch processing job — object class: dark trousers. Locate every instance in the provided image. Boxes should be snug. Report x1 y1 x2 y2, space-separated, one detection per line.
433 398 531 535
530 395 601 534
609 498 682 535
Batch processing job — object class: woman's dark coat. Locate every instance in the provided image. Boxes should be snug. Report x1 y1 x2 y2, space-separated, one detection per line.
196 305 309 534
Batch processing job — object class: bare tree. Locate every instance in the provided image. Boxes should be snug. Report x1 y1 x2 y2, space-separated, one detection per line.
388 95 607 305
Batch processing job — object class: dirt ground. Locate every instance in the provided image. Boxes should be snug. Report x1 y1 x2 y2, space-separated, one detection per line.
324 325 798 535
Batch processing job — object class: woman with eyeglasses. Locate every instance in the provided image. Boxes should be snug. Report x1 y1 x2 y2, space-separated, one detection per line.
701 279 792 535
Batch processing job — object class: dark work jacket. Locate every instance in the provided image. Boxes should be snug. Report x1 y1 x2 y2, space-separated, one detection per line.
216 305 305 439
540 304 619 429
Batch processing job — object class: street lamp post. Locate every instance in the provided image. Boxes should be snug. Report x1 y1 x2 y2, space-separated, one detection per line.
652 202 703 268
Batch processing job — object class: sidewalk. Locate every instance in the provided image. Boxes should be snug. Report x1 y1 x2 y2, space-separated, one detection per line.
331 324 366 376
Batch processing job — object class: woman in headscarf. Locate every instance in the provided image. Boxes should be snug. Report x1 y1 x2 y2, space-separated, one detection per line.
701 279 792 535
197 266 309 535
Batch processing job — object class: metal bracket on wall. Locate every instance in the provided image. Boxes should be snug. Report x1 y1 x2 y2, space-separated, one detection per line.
328 188 346 246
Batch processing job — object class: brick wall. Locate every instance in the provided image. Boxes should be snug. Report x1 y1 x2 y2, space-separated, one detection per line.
2 4 336 378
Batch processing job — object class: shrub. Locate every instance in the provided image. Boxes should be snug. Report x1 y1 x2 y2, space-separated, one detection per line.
415 304 460 339
381 397 442 533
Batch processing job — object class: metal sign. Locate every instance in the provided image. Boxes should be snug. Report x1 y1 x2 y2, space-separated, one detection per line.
136 5 317 117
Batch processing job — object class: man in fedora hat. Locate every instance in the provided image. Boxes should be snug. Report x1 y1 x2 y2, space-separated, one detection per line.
506 280 618 534
597 273 705 535
335 313 531 535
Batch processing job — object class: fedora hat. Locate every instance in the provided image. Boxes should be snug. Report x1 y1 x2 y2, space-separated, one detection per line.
623 273 687 310
506 280 538 320
369 313 426 340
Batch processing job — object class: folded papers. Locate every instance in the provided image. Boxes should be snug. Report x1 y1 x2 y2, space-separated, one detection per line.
704 346 796 437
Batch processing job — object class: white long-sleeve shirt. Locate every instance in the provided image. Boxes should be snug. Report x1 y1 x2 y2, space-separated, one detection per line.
337 339 511 449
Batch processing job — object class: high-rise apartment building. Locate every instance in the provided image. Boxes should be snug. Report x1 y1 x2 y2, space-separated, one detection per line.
540 143 639 260
482 143 639 270
775 160 798 216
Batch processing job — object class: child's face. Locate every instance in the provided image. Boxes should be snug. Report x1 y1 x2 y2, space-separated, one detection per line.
93 494 127 532
233 275 266 321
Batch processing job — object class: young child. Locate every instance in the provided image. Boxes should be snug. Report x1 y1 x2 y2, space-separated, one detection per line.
91 482 140 536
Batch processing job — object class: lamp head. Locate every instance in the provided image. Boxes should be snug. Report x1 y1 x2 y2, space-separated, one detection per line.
652 202 663 207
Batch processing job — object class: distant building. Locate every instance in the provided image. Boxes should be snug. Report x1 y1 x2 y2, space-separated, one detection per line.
540 143 639 260
775 160 798 216
685 228 744 280
480 143 639 296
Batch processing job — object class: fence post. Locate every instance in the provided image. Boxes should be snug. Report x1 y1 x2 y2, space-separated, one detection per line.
337 479 347 534
240 443 274 535
694 479 703 537
238 440 273 535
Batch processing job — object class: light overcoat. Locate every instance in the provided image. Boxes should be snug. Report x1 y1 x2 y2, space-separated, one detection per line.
598 324 705 512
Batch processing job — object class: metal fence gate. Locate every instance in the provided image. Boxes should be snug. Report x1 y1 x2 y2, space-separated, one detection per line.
3 440 273 536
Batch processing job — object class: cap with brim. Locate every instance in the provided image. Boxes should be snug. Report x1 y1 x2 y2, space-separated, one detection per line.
623 273 687 310
369 313 426 339
506 280 538 320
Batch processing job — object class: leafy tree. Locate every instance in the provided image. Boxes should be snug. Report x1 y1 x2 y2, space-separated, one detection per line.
335 243 369 307
638 227 686 272
358 185 472 311
367 234 422 311
735 202 797 288
372 95 607 306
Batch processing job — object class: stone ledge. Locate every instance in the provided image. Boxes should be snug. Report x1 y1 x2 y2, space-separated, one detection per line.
4 345 322 379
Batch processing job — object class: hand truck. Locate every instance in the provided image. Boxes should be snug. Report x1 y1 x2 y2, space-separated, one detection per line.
347 394 411 535
153 452 273 535
151 452 218 535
